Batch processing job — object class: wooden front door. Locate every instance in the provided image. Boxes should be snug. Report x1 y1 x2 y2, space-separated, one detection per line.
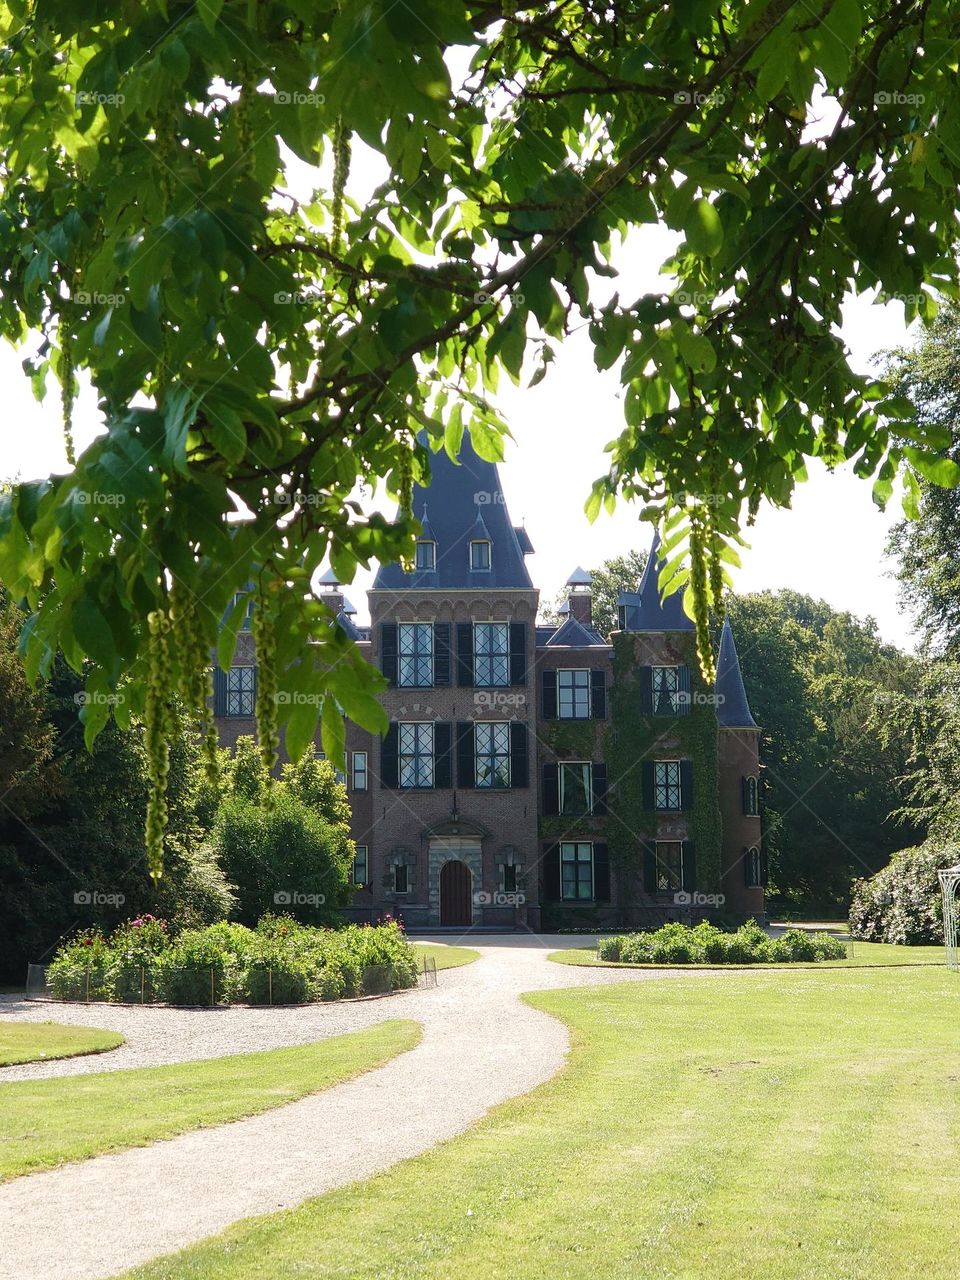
439 859 473 926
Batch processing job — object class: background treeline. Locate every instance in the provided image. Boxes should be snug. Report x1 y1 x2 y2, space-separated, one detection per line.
0 603 356 980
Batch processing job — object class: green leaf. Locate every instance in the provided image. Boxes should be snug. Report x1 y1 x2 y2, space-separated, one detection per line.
320 694 346 769
685 199 723 258
197 0 224 33
285 698 320 764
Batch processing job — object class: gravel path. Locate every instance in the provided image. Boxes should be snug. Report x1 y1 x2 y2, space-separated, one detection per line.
0 935 701 1280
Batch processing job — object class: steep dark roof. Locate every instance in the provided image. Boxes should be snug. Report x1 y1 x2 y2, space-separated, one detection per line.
544 616 608 648
514 526 534 555
715 618 758 728
566 565 593 586
335 608 363 641
617 531 694 632
372 434 534 591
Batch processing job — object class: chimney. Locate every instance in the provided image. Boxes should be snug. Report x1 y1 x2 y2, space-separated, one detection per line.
317 566 344 615
565 566 593 626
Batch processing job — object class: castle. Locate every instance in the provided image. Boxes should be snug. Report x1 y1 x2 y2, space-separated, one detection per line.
214 437 764 931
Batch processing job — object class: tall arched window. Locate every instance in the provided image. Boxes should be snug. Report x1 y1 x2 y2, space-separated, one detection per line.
743 775 759 816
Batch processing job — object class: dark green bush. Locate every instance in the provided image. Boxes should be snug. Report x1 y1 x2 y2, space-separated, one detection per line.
597 920 845 965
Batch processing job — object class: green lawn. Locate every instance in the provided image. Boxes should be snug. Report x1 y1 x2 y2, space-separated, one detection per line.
120 968 960 1279
548 940 945 968
0 1020 124 1066
0 1020 419 1181
410 942 481 970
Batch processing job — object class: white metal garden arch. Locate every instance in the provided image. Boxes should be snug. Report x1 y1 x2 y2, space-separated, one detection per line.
938 865 960 971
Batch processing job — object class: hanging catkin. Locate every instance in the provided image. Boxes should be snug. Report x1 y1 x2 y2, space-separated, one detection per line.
331 117 351 250
251 581 280 798
144 610 172 879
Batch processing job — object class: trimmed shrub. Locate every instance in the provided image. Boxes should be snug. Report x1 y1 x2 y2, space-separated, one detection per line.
596 920 845 966
45 915 420 1005
849 842 954 945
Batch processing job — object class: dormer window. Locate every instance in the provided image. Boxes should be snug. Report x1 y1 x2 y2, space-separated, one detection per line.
415 539 436 571
470 539 491 571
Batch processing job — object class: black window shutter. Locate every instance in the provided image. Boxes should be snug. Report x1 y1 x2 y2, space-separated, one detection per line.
639 665 653 715
509 722 528 787
381 623 398 686
642 841 658 892
213 666 227 715
456 721 475 788
760 845 769 887
592 762 608 815
593 842 611 902
509 622 527 685
677 665 691 715
542 669 557 719
542 762 559 815
456 624 474 687
742 776 749 814
434 623 452 687
680 759 694 810
682 841 696 893
543 844 561 900
380 723 399 788
641 760 655 810
435 722 453 788
591 669 606 718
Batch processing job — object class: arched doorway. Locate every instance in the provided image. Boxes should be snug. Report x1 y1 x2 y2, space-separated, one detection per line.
439 859 473 926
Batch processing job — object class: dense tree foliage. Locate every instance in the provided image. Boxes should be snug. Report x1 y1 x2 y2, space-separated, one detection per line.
886 305 960 657
3 1 960 872
212 740 355 925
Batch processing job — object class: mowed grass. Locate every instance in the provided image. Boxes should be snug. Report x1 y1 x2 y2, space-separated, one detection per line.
122 968 960 1280
0 1020 124 1066
548 939 945 968
0 1020 420 1181
410 942 481 970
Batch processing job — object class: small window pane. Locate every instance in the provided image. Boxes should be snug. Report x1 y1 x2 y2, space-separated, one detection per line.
398 622 434 687
352 846 368 886
398 722 434 788
415 541 436 571
654 760 681 810
474 623 510 687
558 669 591 719
225 666 256 717
655 841 683 892
502 863 518 893
352 751 368 791
652 666 679 715
560 842 594 901
470 540 491 571
559 762 592 815
475 722 511 788
394 863 408 893
746 846 762 887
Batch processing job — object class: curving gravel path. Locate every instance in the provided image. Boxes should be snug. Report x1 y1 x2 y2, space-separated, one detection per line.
0 935 705 1280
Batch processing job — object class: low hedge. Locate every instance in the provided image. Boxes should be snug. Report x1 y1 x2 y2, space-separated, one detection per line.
46 914 420 1005
597 920 846 965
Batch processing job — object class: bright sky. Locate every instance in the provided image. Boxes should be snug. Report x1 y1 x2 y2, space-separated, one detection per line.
0 147 923 651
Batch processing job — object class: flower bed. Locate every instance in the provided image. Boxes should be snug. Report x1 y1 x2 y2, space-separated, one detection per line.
45 914 420 1005
597 920 846 965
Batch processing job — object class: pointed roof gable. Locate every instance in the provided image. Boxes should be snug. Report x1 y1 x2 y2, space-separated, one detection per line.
417 504 435 542
372 433 534 590
617 531 694 632
715 618 758 728
544 616 608 648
